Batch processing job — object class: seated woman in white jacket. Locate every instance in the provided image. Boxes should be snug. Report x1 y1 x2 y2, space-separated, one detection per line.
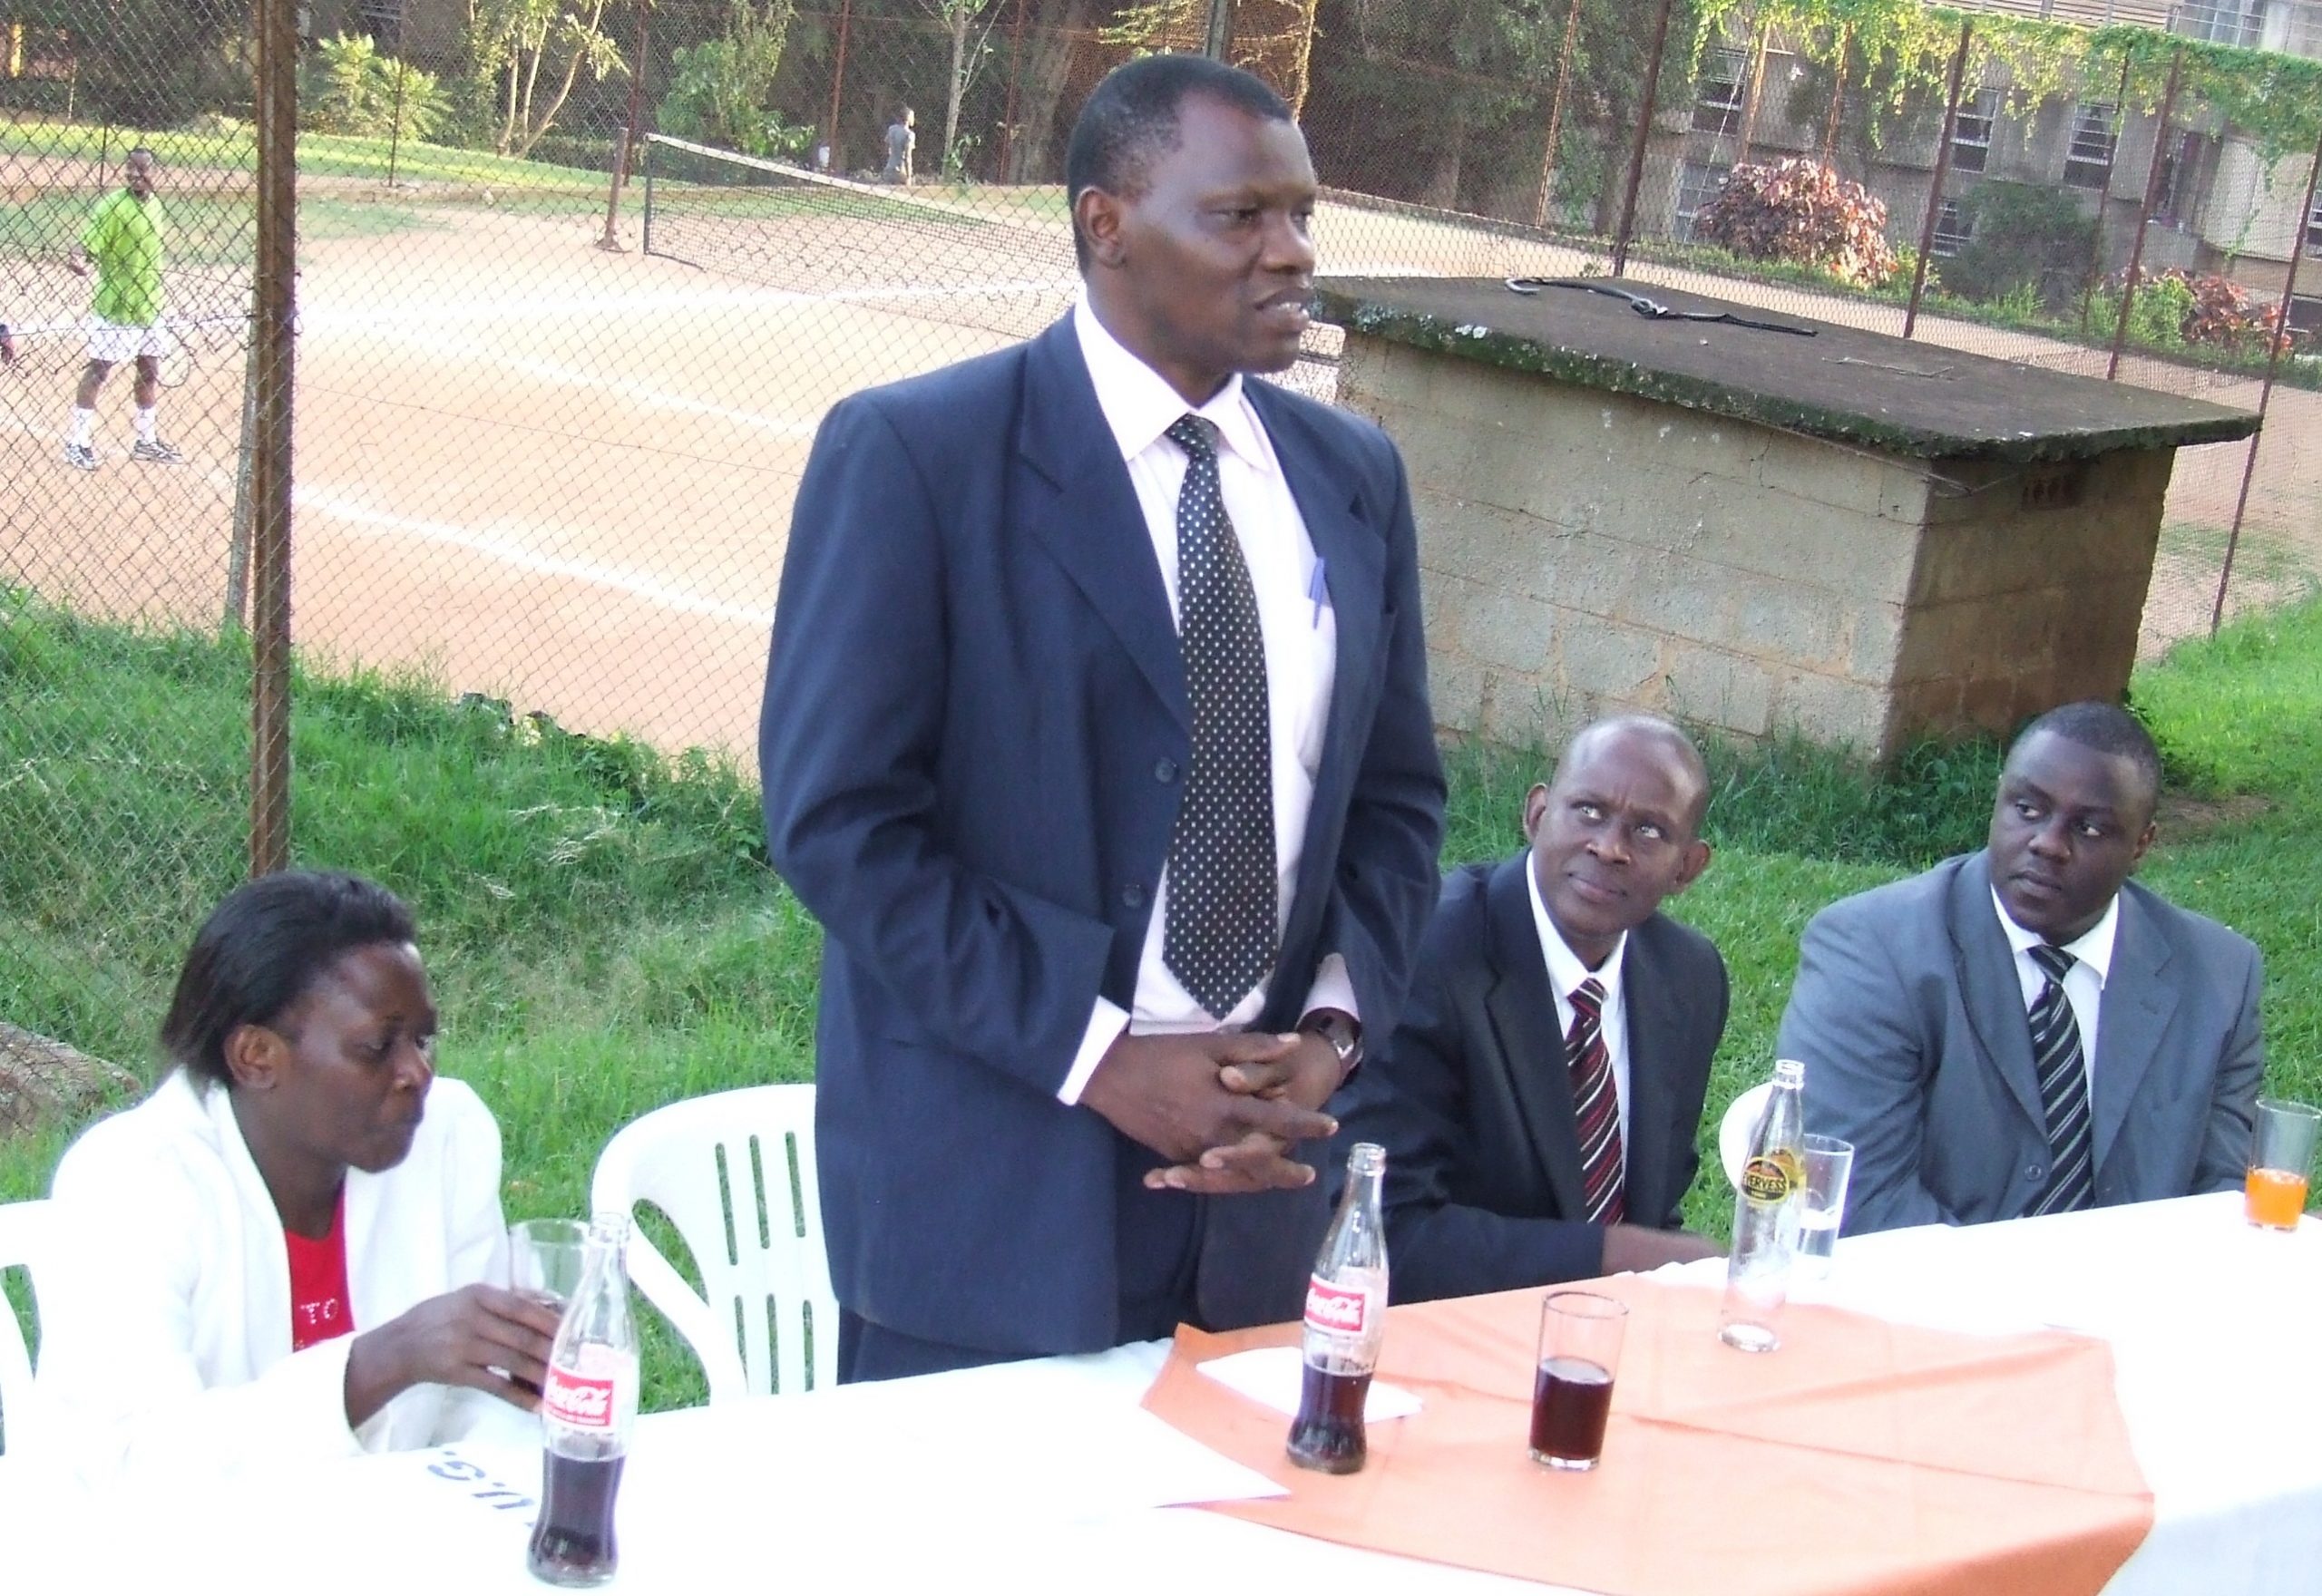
39 870 563 1478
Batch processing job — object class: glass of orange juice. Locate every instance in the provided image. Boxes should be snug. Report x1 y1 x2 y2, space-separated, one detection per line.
2245 1098 2319 1231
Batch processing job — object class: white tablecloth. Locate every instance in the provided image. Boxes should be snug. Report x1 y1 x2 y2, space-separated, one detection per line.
4 1194 2315 1594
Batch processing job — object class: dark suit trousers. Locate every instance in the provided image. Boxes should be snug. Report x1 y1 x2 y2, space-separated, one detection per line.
836 1137 1205 1384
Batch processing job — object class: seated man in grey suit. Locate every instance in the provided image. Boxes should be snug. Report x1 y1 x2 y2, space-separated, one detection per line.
1783 700 2264 1235
1335 715 1728 1302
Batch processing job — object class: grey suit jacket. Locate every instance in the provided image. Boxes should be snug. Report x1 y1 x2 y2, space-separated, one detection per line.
1334 854 1729 1301
1780 851 2264 1234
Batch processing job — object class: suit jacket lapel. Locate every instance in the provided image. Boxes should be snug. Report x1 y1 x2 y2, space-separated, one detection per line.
1018 319 1187 729
1949 853 2049 1134
1480 855 1590 1218
2091 888 2177 1172
1248 383 1384 784
1618 919 1682 1227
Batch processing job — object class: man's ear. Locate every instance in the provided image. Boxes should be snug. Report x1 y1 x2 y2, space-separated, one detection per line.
1076 186 1127 270
1668 839 1712 897
223 1022 287 1091
1521 783 1550 844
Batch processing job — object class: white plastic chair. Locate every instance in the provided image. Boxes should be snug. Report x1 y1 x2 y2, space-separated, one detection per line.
589 1084 836 1403
0 1197 53 1457
1718 1082 1775 1189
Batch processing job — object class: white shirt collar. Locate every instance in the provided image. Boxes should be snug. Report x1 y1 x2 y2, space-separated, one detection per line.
1991 887 2119 986
1071 297 1273 473
1527 856 1628 1003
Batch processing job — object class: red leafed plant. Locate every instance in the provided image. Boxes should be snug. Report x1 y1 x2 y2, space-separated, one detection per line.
2112 266 2298 354
1693 158 1902 289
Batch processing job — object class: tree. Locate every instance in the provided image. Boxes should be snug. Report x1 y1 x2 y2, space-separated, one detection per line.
466 0 629 158
920 0 1006 179
302 34 453 142
659 0 801 158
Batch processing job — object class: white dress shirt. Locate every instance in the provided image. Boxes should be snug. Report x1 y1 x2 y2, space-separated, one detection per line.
1992 888 2118 1077
1528 861 1634 1158
1059 297 1349 1105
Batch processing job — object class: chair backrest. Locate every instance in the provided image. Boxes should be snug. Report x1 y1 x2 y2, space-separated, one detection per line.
589 1084 834 1403
0 1197 54 1457
1718 1082 1775 1190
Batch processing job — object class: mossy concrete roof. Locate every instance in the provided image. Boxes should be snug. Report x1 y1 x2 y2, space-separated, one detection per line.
1314 277 2260 464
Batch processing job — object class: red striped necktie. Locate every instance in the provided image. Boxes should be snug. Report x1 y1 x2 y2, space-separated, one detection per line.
1566 978 1625 1225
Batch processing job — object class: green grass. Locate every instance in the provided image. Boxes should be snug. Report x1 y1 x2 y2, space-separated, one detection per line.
5 588 2322 1407
0 192 442 268
0 119 606 194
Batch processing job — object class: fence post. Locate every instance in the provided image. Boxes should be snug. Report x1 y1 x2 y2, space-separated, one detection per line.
999 0 1029 180
1820 24 1849 165
387 54 407 185
1205 0 1234 61
2107 45 2185 382
600 1 651 252
1531 0 1585 230
249 0 298 879
825 0 854 171
2210 125 2322 637
1902 15 1972 340
2077 50 2136 340
1611 0 1677 277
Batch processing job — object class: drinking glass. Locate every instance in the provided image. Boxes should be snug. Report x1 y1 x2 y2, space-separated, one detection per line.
1530 1290 1627 1471
512 1218 590 1310
1794 1134 1855 1282
2246 1099 2318 1231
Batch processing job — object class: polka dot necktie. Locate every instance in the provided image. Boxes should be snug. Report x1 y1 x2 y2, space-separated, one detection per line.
1566 978 1626 1225
1162 414 1277 1019
2025 944 2095 1215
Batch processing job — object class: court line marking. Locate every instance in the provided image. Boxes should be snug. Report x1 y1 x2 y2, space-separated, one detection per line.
294 488 774 627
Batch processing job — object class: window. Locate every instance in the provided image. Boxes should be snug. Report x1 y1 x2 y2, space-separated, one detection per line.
2181 0 2267 47
2288 295 2322 336
1674 161 1732 240
2307 193 2322 259
1951 90 1997 175
1930 199 1973 258
1693 48 1746 137
2064 102 2117 190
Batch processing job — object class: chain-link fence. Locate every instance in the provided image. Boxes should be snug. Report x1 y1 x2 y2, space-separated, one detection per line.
4 0 2320 1086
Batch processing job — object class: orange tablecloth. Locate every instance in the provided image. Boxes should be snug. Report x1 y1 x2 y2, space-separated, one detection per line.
1142 1278 2153 1596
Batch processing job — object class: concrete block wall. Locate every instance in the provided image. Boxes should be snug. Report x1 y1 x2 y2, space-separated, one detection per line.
1340 336 2169 756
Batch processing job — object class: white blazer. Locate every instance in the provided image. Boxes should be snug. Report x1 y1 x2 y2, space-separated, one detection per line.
37 1068 519 1481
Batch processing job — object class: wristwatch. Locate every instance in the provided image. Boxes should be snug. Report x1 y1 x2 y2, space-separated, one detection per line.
1299 1008 1363 1083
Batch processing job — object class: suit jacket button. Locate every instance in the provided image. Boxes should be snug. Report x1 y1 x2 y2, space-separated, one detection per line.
1153 758 1178 783
2026 1164 2043 1180
1122 883 1146 910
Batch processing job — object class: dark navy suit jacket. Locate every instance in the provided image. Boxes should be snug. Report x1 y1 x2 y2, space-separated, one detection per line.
1334 854 1728 1302
759 318 1445 1358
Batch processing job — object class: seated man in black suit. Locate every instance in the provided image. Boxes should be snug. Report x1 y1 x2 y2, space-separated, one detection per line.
1334 715 1729 1301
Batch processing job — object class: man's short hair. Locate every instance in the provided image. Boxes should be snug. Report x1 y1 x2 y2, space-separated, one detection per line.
128 145 156 162
2014 700 2162 812
1064 54 1293 269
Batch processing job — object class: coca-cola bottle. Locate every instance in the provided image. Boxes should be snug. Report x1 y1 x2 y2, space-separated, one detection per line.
1286 1142 1388 1474
528 1212 638 1587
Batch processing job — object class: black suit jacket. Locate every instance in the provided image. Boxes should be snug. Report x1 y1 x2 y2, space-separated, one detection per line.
760 318 1446 1356
1334 853 1729 1303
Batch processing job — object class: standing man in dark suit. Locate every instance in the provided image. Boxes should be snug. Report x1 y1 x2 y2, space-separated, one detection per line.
1336 715 1728 1304
1782 701 2264 1235
759 55 1445 1380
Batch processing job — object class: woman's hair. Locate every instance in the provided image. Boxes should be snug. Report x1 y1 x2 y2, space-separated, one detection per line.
160 871 417 1088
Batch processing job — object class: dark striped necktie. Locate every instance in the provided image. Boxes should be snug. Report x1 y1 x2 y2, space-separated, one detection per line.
1160 414 1277 1019
1566 978 1625 1225
2025 943 2095 1215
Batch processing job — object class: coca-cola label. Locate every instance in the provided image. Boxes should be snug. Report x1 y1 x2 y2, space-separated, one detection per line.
543 1361 618 1429
1303 1275 1373 1337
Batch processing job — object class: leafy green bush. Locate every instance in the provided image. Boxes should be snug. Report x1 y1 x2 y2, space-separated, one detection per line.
656 0 805 161
301 34 450 143
1943 181 2099 313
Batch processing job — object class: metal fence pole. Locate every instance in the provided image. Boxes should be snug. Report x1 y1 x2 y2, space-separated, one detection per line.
2210 125 2322 636
2107 45 2185 383
1205 0 1234 61
825 0 854 171
1903 15 1973 340
1821 25 1849 165
1532 0 1585 230
1611 0 1677 277
998 0 1029 180
600 2 651 252
2078 50 2136 340
249 0 298 879
387 54 407 184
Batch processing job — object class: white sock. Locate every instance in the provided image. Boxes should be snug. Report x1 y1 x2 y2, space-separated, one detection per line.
69 407 94 447
135 406 158 444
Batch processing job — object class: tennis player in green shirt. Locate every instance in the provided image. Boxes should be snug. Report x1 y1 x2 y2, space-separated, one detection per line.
65 147 182 471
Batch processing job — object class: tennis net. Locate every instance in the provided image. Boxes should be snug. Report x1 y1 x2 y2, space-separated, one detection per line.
639 133 1079 345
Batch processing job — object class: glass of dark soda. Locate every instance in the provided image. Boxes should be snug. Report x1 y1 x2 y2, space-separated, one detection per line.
1529 1289 1627 1471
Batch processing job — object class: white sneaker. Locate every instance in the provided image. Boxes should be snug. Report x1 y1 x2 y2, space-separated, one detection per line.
63 442 97 471
132 438 185 465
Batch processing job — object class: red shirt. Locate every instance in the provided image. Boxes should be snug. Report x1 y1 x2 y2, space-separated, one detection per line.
285 1193 354 1352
